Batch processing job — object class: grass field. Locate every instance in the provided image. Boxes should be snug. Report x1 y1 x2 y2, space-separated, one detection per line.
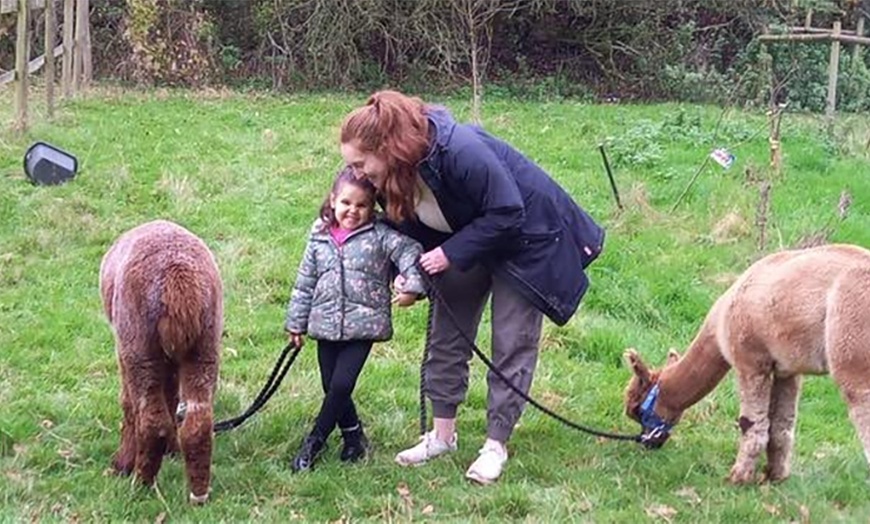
2 86 870 522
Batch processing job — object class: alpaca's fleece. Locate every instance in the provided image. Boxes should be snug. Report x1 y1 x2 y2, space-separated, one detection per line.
100 220 222 504
624 244 870 485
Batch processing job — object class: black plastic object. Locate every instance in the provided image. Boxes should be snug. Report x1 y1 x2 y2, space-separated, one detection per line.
23 142 78 186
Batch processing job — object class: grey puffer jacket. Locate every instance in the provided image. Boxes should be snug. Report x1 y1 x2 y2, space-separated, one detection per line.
285 219 425 341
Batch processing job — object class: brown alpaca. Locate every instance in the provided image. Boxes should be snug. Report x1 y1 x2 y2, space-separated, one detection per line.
623 243 870 484
100 220 222 503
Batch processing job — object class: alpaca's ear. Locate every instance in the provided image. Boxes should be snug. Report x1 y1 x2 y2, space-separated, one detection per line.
623 348 651 385
666 348 681 366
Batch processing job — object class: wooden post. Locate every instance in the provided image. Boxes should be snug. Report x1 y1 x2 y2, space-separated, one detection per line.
14 0 29 132
45 0 56 117
72 0 84 92
62 0 73 97
80 0 91 88
854 15 866 72
825 20 841 129
768 104 783 175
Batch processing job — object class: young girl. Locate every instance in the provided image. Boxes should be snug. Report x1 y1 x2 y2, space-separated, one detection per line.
284 166 425 472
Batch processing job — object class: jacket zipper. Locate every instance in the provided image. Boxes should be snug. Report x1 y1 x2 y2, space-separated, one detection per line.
336 242 346 340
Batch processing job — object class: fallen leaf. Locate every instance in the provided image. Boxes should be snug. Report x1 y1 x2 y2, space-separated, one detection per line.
645 504 677 522
421 505 434 515
154 512 167 524
675 486 701 505
763 503 780 516
396 482 411 499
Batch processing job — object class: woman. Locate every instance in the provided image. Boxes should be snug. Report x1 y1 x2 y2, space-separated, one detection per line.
339 90 604 484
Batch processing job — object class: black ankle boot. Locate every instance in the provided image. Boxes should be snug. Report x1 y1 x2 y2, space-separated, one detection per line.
291 433 325 473
340 425 369 462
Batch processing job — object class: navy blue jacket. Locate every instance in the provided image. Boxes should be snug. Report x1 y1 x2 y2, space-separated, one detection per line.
390 107 605 326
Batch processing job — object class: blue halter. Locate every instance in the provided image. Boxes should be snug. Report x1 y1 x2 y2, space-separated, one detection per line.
638 383 673 446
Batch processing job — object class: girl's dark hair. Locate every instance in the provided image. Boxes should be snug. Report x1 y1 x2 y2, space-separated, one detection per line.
340 90 430 223
318 166 377 230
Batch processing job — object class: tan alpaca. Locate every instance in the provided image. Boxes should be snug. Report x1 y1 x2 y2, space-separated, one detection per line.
623 243 870 484
100 220 222 503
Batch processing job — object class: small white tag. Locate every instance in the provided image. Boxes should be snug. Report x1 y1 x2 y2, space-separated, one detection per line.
710 148 735 169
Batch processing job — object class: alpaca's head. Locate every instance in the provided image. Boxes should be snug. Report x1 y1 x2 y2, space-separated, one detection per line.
623 348 681 449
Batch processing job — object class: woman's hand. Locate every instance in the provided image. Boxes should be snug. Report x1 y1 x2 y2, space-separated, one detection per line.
392 291 418 307
288 332 305 349
419 247 451 275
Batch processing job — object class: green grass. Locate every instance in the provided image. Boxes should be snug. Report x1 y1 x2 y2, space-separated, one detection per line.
2 86 870 522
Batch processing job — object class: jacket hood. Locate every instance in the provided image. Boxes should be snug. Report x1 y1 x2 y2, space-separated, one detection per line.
425 106 457 154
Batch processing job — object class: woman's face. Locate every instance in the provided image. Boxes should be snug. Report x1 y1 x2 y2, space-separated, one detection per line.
340 140 388 189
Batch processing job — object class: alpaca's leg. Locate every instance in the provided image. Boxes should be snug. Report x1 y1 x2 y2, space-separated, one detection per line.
826 273 870 471
163 366 181 455
112 365 137 475
829 341 870 469
178 350 218 504
127 355 174 487
729 367 773 484
840 388 870 468
762 374 802 483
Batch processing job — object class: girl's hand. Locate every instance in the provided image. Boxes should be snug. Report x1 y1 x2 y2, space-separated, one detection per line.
288 332 305 349
420 247 450 275
392 292 418 307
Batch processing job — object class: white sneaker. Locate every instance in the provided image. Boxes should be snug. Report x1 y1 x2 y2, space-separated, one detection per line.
394 430 457 466
465 441 508 485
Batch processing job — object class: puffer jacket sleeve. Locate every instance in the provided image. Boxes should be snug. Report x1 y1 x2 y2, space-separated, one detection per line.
284 239 318 333
381 225 426 296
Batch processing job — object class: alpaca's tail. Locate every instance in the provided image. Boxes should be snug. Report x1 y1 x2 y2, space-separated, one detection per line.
157 264 207 358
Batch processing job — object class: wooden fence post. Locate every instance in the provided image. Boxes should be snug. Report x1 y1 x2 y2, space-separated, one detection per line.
72 0 89 92
14 0 29 133
80 0 90 88
72 0 81 92
62 0 73 97
825 20 841 129
854 15 865 72
45 0 55 117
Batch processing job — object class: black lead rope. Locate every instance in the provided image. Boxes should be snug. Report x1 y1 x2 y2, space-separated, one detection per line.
418 267 642 443
213 342 303 433
419 299 435 436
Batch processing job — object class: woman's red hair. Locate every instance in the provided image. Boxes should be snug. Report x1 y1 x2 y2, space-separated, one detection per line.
340 90 431 223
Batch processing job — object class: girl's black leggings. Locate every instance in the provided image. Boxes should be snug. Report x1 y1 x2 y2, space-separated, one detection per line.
312 339 373 439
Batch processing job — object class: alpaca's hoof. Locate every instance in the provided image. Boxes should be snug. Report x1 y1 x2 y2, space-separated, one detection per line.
189 491 209 504
728 466 756 485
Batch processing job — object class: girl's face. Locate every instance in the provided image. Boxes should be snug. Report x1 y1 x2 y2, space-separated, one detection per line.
340 140 388 189
330 183 373 230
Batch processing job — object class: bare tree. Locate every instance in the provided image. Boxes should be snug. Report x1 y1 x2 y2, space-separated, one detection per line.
451 0 523 123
